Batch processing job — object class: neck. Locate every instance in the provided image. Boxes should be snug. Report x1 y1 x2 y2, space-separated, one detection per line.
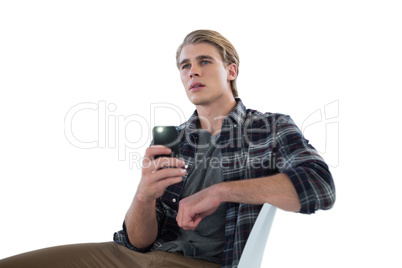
195 95 237 135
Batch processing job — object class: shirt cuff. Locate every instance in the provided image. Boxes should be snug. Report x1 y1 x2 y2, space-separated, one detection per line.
113 221 153 253
283 167 316 214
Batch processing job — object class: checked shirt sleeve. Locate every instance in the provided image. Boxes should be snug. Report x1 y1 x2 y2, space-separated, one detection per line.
113 197 165 252
275 115 336 214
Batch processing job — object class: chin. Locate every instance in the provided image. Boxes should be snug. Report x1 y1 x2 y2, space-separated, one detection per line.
187 92 222 106
188 96 210 106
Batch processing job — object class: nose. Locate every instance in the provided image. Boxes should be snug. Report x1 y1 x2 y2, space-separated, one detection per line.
189 65 200 78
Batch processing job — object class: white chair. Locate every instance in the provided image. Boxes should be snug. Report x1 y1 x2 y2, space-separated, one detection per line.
238 203 277 268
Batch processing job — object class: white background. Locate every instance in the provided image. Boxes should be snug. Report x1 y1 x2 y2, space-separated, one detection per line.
1 1 401 267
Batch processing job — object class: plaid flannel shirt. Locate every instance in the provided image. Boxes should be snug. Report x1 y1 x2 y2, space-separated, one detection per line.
114 99 336 268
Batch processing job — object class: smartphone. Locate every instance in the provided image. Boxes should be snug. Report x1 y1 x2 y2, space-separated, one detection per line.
152 126 179 158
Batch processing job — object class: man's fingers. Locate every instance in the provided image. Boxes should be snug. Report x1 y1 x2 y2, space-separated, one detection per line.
176 188 221 230
154 157 185 170
143 146 184 172
144 145 171 158
177 208 202 230
154 167 186 181
142 146 171 171
159 176 183 190
182 216 202 230
177 198 196 230
138 146 185 201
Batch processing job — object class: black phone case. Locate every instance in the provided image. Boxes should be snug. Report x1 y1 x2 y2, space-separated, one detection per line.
152 126 179 158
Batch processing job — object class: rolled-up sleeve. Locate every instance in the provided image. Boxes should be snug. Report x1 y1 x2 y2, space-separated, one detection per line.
275 115 336 214
113 221 152 252
113 197 166 251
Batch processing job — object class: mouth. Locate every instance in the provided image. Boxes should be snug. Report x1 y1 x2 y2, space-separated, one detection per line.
189 82 205 91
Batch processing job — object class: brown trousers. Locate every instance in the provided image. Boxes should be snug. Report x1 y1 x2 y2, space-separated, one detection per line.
0 242 221 268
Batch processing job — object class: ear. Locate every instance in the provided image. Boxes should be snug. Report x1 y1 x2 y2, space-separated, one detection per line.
227 63 237 81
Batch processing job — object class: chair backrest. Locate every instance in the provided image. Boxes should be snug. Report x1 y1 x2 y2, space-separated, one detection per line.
237 203 277 268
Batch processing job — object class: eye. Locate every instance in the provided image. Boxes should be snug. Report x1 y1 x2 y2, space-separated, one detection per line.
182 64 190 70
201 61 210 65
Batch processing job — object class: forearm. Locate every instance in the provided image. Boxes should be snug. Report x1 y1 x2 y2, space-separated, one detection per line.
177 173 301 230
216 173 301 212
123 146 185 249
124 194 159 249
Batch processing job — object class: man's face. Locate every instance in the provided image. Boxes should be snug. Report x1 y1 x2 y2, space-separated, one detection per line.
178 42 236 106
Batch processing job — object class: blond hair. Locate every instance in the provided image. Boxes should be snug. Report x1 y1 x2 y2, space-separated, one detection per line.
176 30 240 98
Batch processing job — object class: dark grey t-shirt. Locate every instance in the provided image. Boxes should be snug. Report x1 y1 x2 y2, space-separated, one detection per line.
155 130 226 264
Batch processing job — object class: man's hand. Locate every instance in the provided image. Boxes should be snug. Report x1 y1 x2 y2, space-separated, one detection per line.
125 145 186 249
136 145 186 203
176 185 222 230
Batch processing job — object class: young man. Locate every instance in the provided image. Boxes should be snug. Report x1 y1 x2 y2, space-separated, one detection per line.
0 30 335 268
114 30 335 267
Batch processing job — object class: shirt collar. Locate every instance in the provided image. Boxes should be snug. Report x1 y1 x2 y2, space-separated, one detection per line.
227 98 247 126
184 98 247 132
